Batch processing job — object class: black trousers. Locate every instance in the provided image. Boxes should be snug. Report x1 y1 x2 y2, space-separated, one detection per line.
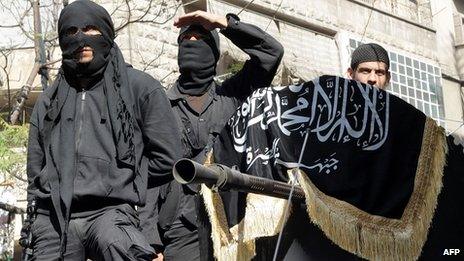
30 204 155 261
161 218 200 261
139 182 200 261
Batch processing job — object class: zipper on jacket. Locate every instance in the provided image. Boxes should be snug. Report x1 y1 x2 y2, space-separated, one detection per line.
75 91 86 155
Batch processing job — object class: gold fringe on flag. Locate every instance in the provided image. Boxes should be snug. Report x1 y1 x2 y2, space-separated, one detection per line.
200 152 290 260
296 117 447 261
201 117 446 260
201 184 289 261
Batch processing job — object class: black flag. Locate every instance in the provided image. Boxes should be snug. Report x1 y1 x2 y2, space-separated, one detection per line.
198 75 460 260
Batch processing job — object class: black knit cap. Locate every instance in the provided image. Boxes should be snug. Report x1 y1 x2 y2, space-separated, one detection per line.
351 43 390 70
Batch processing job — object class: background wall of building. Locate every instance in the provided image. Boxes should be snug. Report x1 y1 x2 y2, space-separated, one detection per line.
1 0 464 258
0 1 462 130
429 0 464 136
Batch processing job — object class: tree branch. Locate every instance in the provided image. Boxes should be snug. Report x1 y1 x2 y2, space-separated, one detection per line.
9 0 49 124
0 201 25 214
9 62 41 124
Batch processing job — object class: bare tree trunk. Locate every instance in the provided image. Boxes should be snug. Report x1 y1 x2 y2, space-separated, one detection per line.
0 51 12 113
9 62 41 124
7 74 11 113
34 0 49 90
9 0 45 124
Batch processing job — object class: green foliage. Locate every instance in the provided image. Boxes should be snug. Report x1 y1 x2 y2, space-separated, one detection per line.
1 251 13 261
226 60 245 75
0 118 29 180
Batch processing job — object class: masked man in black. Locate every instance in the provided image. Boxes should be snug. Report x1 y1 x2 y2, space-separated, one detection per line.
138 10 284 261
24 0 182 260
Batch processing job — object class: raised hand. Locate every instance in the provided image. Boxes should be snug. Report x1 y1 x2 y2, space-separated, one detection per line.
174 10 228 31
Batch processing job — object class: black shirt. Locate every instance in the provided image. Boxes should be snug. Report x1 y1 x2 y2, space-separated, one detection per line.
168 13 284 164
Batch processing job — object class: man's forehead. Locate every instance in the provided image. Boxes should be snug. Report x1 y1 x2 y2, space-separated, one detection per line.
356 61 388 70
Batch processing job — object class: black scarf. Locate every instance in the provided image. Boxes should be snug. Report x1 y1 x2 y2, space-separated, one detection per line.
47 0 136 256
177 25 220 95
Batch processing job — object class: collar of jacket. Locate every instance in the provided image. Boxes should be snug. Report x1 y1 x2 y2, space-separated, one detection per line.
167 80 218 102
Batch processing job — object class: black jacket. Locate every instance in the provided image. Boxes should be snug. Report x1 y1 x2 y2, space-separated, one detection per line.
27 66 182 211
139 13 284 250
168 14 284 164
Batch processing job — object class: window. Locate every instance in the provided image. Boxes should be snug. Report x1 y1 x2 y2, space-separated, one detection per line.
349 40 445 127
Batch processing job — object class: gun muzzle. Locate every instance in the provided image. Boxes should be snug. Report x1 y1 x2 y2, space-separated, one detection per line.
173 158 306 201
173 158 221 187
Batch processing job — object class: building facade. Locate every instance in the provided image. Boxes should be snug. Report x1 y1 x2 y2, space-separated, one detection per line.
1 0 464 258
0 0 463 135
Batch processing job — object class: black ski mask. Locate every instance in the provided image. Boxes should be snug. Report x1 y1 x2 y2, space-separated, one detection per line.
50 1 138 257
58 0 114 78
177 24 220 95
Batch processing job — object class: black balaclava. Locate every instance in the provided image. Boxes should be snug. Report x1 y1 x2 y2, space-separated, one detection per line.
177 24 220 95
58 0 114 78
351 43 390 70
50 2 136 257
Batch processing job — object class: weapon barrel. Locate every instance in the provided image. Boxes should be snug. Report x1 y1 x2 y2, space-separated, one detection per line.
173 159 305 201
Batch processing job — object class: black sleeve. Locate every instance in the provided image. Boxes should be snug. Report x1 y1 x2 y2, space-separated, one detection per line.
138 185 164 250
141 88 183 182
220 13 284 98
26 106 45 202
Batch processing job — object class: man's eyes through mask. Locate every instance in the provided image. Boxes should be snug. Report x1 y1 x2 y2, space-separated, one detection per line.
65 25 102 36
65 26 78 36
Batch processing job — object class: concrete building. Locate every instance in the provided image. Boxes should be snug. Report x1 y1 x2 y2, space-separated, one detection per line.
430 0 464 136
114 0 464 136
1 0 463 135
1 0 464 258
